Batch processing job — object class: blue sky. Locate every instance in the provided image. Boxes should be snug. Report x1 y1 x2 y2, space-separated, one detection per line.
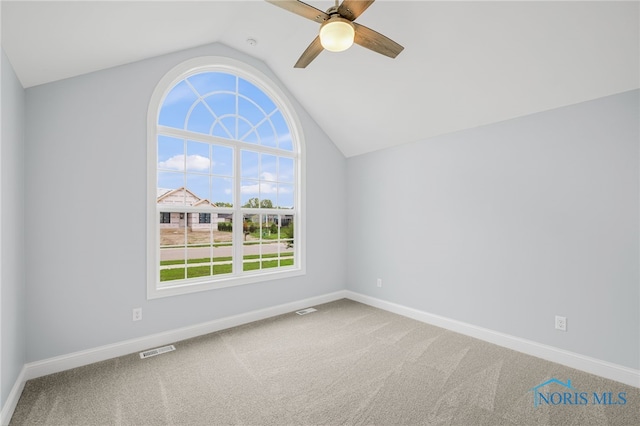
157 71 295 208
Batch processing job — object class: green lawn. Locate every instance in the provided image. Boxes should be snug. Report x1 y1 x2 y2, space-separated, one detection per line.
242 258 294 272
162 264 232 281
160 256 294 281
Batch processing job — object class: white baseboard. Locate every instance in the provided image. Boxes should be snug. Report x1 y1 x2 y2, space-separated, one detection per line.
5 288 637 425
3 290 346 423
24 290 348 381
345 291 640 389
1 366 26 426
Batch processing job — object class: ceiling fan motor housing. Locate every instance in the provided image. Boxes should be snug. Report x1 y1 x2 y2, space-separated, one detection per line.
319 16 356 52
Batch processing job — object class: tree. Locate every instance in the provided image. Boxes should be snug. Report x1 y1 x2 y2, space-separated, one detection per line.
242 197 273 208
242 198 259 208
214 202 233 208
281 221 294 248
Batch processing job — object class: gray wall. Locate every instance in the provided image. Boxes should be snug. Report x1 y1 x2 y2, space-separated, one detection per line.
1 49 26 408
347 90 639 369
24 43 348 362
9 36 640 384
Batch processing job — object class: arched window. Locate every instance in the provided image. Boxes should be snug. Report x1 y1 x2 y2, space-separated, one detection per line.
147 57 304 299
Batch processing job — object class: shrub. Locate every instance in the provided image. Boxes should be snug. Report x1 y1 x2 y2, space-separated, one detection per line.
218 222 232 232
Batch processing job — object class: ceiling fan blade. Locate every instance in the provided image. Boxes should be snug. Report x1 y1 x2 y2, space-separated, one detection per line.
294 36 324 68
265 0 329 23
338 0 375 21
353 22 404 59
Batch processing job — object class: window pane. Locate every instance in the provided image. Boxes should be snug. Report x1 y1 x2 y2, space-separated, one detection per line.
261 154 277 181
212 217 233 275
186 223 212 279
278 184 294 209
186 101 215 135
187 263 211 279
220 117 236 139
188 72 236 96
213 244 233 275
274 213 294 268
212 121 233 139
158 136 185 171
257 121 277 148
241 129 259 144
264 214 278 237
186 141 211 173
215 216 233 242
279 254 294 269
270 111 293 151
243 213 260 271
204 93 236 118
239 78 276 114
259 190 276 209
279 137 293 152
260 215 282 269
239 213 294 271
212 177 233 207
158 173 185 204
237 118 255 144
159 81 197 129
160 213 187 282
212 145 233 177
278 157 294 183
240 180 259 207
161 263 186 282
281 215 294 253
241 150 259 179
186 174 210 202
238 97 265 127
261 241 281 270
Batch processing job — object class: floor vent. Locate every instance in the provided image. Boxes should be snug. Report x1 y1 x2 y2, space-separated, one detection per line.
296 307 317 316
139 345 176 359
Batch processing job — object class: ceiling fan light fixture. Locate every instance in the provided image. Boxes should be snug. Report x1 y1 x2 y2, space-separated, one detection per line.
319 17 355 52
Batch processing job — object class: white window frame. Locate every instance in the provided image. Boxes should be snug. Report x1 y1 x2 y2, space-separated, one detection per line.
147 57 306 299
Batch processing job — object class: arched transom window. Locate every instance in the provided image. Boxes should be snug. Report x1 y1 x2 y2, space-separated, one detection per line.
147 58 304 299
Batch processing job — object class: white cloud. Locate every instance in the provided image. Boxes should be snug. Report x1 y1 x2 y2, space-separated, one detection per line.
240 181 292 195
260 172 277 181
162 82 196 107
241 182 277 194
158 154 210 171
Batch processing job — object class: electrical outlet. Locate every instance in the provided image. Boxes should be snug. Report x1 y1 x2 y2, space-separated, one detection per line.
555 315 567 331
377 278 382 288
133 308 142 322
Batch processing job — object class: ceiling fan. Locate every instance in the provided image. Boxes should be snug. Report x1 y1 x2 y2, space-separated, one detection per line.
265 0 404 68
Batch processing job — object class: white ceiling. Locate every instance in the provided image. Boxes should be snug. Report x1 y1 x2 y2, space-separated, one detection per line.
2 0 638 157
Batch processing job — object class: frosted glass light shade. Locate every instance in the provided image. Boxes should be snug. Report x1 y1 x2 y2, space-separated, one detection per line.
319 18 355 52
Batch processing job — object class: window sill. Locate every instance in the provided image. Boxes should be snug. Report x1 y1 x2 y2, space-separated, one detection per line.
147 267 305 299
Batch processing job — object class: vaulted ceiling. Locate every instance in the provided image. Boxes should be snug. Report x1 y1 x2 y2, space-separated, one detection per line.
2 1 638 157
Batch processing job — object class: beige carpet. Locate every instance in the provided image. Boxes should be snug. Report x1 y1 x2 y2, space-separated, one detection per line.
10 299 639 425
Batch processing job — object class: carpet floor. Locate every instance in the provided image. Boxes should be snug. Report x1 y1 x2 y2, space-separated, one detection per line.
10 299 639 425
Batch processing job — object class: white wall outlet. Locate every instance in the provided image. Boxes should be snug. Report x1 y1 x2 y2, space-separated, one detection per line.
133 308 142 322
376 278 382 288
555 315 567 331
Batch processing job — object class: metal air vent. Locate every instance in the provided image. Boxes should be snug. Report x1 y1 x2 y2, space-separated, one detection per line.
139 345 176 359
